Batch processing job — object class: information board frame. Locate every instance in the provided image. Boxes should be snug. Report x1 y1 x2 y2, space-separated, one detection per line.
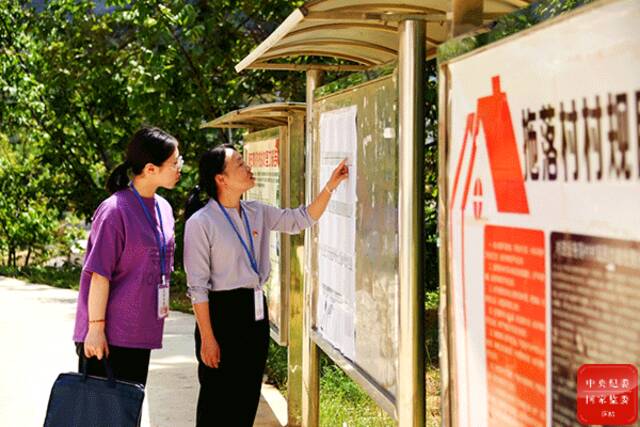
310 73 400 418
243 126 291 346
438 1 640 426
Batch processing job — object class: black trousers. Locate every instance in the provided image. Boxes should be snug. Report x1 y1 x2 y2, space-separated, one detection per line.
75 342 152 386
195 288 270 427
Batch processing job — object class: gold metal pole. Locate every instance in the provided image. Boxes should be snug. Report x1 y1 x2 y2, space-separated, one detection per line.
287 112 307 427
397 19 426 427
302 69 323 427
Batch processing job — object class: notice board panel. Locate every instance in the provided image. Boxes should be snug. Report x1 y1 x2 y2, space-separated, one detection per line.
244 126 289 345
311 74 399 413
440 1 640 426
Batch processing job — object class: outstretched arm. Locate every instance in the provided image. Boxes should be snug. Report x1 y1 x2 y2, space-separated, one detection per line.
307 158 350 221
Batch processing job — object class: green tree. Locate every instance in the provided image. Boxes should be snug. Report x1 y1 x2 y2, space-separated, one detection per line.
0 154 60 266
0 0 306 219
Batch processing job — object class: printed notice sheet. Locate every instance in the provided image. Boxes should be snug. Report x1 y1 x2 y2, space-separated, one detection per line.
317 105 357 361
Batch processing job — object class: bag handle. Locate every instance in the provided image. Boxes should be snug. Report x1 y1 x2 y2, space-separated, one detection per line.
80 354 117 388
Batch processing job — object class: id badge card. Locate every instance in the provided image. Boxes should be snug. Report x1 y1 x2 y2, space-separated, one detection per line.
158 276 170 319
254 288 264 321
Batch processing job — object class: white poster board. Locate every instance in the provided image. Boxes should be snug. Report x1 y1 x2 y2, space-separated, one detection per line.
445 1 640 426
317 105 358 361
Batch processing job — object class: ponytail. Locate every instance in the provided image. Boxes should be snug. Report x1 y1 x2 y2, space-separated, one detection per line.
106 161 131 194
184 185 205 222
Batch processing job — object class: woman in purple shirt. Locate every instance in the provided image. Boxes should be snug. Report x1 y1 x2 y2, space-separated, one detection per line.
73 127 182 385
183 144 348 426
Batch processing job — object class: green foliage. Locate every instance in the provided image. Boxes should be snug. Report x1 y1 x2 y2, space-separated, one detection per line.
0 154 61 266
425 290 440 310
424 59 439 292
319 359 394 427
167 269 194 313
313 62 396 98
265 339 289 392
49 213 88 265
485 0 594 44
0 0 307 221
0 264 82 289
438 0 595 62
264 344 394 426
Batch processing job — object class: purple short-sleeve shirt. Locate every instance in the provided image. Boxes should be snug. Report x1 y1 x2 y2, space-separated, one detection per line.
73 189 175 349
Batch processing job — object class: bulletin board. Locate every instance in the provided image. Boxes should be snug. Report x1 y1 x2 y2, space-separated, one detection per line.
310 74 400 416
439 0 640 425
244 126 290 346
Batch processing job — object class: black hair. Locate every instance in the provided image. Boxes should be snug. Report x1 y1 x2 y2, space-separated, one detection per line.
184 144 235 221
106 126 179 194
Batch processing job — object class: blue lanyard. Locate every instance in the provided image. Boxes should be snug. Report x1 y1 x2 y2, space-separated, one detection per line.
216 200 259 277
129 183 167 282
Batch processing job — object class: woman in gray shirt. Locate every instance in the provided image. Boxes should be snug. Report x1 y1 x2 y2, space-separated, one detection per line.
183 144 347 426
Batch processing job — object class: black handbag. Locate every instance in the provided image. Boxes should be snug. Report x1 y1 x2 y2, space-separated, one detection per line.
43 356 145 427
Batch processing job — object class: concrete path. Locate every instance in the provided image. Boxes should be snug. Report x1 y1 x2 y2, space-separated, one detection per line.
0 276 287 426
